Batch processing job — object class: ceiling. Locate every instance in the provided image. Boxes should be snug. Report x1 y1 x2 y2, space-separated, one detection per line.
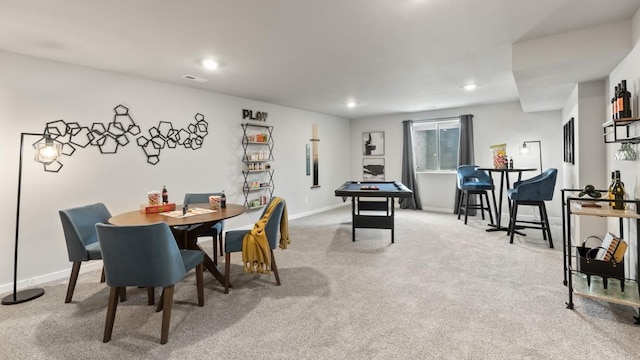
1 0 639 119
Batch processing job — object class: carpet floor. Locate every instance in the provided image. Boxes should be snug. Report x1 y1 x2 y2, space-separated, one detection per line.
1 206 639 359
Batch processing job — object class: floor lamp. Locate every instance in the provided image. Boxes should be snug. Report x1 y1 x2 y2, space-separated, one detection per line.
2 133 62 305
520 140 543 174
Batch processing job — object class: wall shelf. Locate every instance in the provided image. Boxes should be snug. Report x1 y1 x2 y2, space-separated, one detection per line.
602 117 640 144
241 123 274 209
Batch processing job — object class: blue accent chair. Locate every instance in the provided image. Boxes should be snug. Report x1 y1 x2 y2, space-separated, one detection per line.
59 203 112 303
96 222 204 344
456 165 496 225
223 198 285 294
184 193 225 264
507 168 558 248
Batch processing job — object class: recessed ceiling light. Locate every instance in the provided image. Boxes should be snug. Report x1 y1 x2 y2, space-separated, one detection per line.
463 84 477 90
181 74 208 82
346 100 358 108
202 59 219 70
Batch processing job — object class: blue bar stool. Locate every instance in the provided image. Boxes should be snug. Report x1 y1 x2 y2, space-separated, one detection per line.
456 165 496 225
507 168 558 248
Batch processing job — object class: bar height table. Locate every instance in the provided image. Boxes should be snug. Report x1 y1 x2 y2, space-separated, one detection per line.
477 167 536 232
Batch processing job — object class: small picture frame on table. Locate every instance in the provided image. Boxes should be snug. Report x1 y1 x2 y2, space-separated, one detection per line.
363 131 384 156
363 158 385 181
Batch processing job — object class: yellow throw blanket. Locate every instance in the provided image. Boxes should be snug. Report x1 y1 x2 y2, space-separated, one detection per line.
242 197 291 274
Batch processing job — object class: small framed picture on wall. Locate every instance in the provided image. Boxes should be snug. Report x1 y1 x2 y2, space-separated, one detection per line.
563 118 574 164
363 158 385 181
363 131 384 156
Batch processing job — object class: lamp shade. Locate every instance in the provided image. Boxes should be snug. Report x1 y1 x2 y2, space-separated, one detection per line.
33 135 62 164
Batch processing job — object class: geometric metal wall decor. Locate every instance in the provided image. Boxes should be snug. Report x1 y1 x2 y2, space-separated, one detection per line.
40 104 209 171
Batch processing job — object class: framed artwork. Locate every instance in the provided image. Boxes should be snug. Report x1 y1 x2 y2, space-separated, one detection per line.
563 118 574 164
363 158 385 181
363 131 384 156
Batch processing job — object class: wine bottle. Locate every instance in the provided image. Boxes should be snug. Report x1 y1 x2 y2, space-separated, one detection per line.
607 171 615 207
613 85 619 120
612 170 626 210
220 190 226 208
162 185 168 204
622 80 632 118
616 83 624 119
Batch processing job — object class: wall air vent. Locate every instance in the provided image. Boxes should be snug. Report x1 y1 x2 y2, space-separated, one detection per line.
181 74 208 82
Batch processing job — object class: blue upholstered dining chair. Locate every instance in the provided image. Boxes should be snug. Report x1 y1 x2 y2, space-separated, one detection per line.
59 202 113 303
223 198 285 294
456 165 496 225
96 222 204 345
184 193 225 264
507 168 558 248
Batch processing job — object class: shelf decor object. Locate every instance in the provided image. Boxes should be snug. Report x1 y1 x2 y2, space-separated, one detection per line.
2 133 62 305
614 142 637 161
520 140 543 173
311 123 320 188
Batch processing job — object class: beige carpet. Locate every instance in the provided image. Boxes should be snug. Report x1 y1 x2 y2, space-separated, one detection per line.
1 206 639 359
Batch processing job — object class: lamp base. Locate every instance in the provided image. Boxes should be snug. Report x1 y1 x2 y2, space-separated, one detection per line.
1 288 45 305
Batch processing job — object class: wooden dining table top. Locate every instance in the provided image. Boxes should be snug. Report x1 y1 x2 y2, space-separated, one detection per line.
108 203 246 227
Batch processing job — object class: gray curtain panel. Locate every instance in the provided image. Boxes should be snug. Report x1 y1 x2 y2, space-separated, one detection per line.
454 114 475 214
399 120 422 210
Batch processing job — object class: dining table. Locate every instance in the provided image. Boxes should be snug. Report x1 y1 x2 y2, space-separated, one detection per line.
108 203 246 287
477 167 537 233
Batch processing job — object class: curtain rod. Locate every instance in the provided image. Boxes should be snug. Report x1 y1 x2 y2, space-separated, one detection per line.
412 116 460 123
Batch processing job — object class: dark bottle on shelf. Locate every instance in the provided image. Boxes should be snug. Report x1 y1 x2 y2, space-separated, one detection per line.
220 190 226 208
607 171 616 207
509 157 513 169
162 185 168 204
621 80 632 118
612 170 626 210
612 85 618 120
617 83 625 119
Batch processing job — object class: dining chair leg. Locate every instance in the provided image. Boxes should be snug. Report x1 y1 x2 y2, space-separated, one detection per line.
464 191 471 224
147 287 155 305
457 191 464 220
538 204 548 240
541 203 554 248
160 285 174 345
65 261 81 303
212 237 218 266
479 192 486 220
218 233 224 257
103 286 121 343
196 263 204 306
270 249 281 286
100 267 105 283
224 253 231 294
156 288 165 312
119 288 127 302
509 202 519 244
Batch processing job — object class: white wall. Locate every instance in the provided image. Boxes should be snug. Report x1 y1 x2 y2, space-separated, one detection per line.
0 50 351 293
350 101 563 218
599 8 640 278
561 81 608 244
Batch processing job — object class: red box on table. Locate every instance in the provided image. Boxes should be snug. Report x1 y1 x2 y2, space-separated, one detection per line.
140 203 176 214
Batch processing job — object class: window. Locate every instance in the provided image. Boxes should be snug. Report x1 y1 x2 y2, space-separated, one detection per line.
413 119 459 172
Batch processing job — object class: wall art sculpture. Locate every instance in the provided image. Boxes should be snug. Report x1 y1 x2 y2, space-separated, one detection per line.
38 104 208 172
